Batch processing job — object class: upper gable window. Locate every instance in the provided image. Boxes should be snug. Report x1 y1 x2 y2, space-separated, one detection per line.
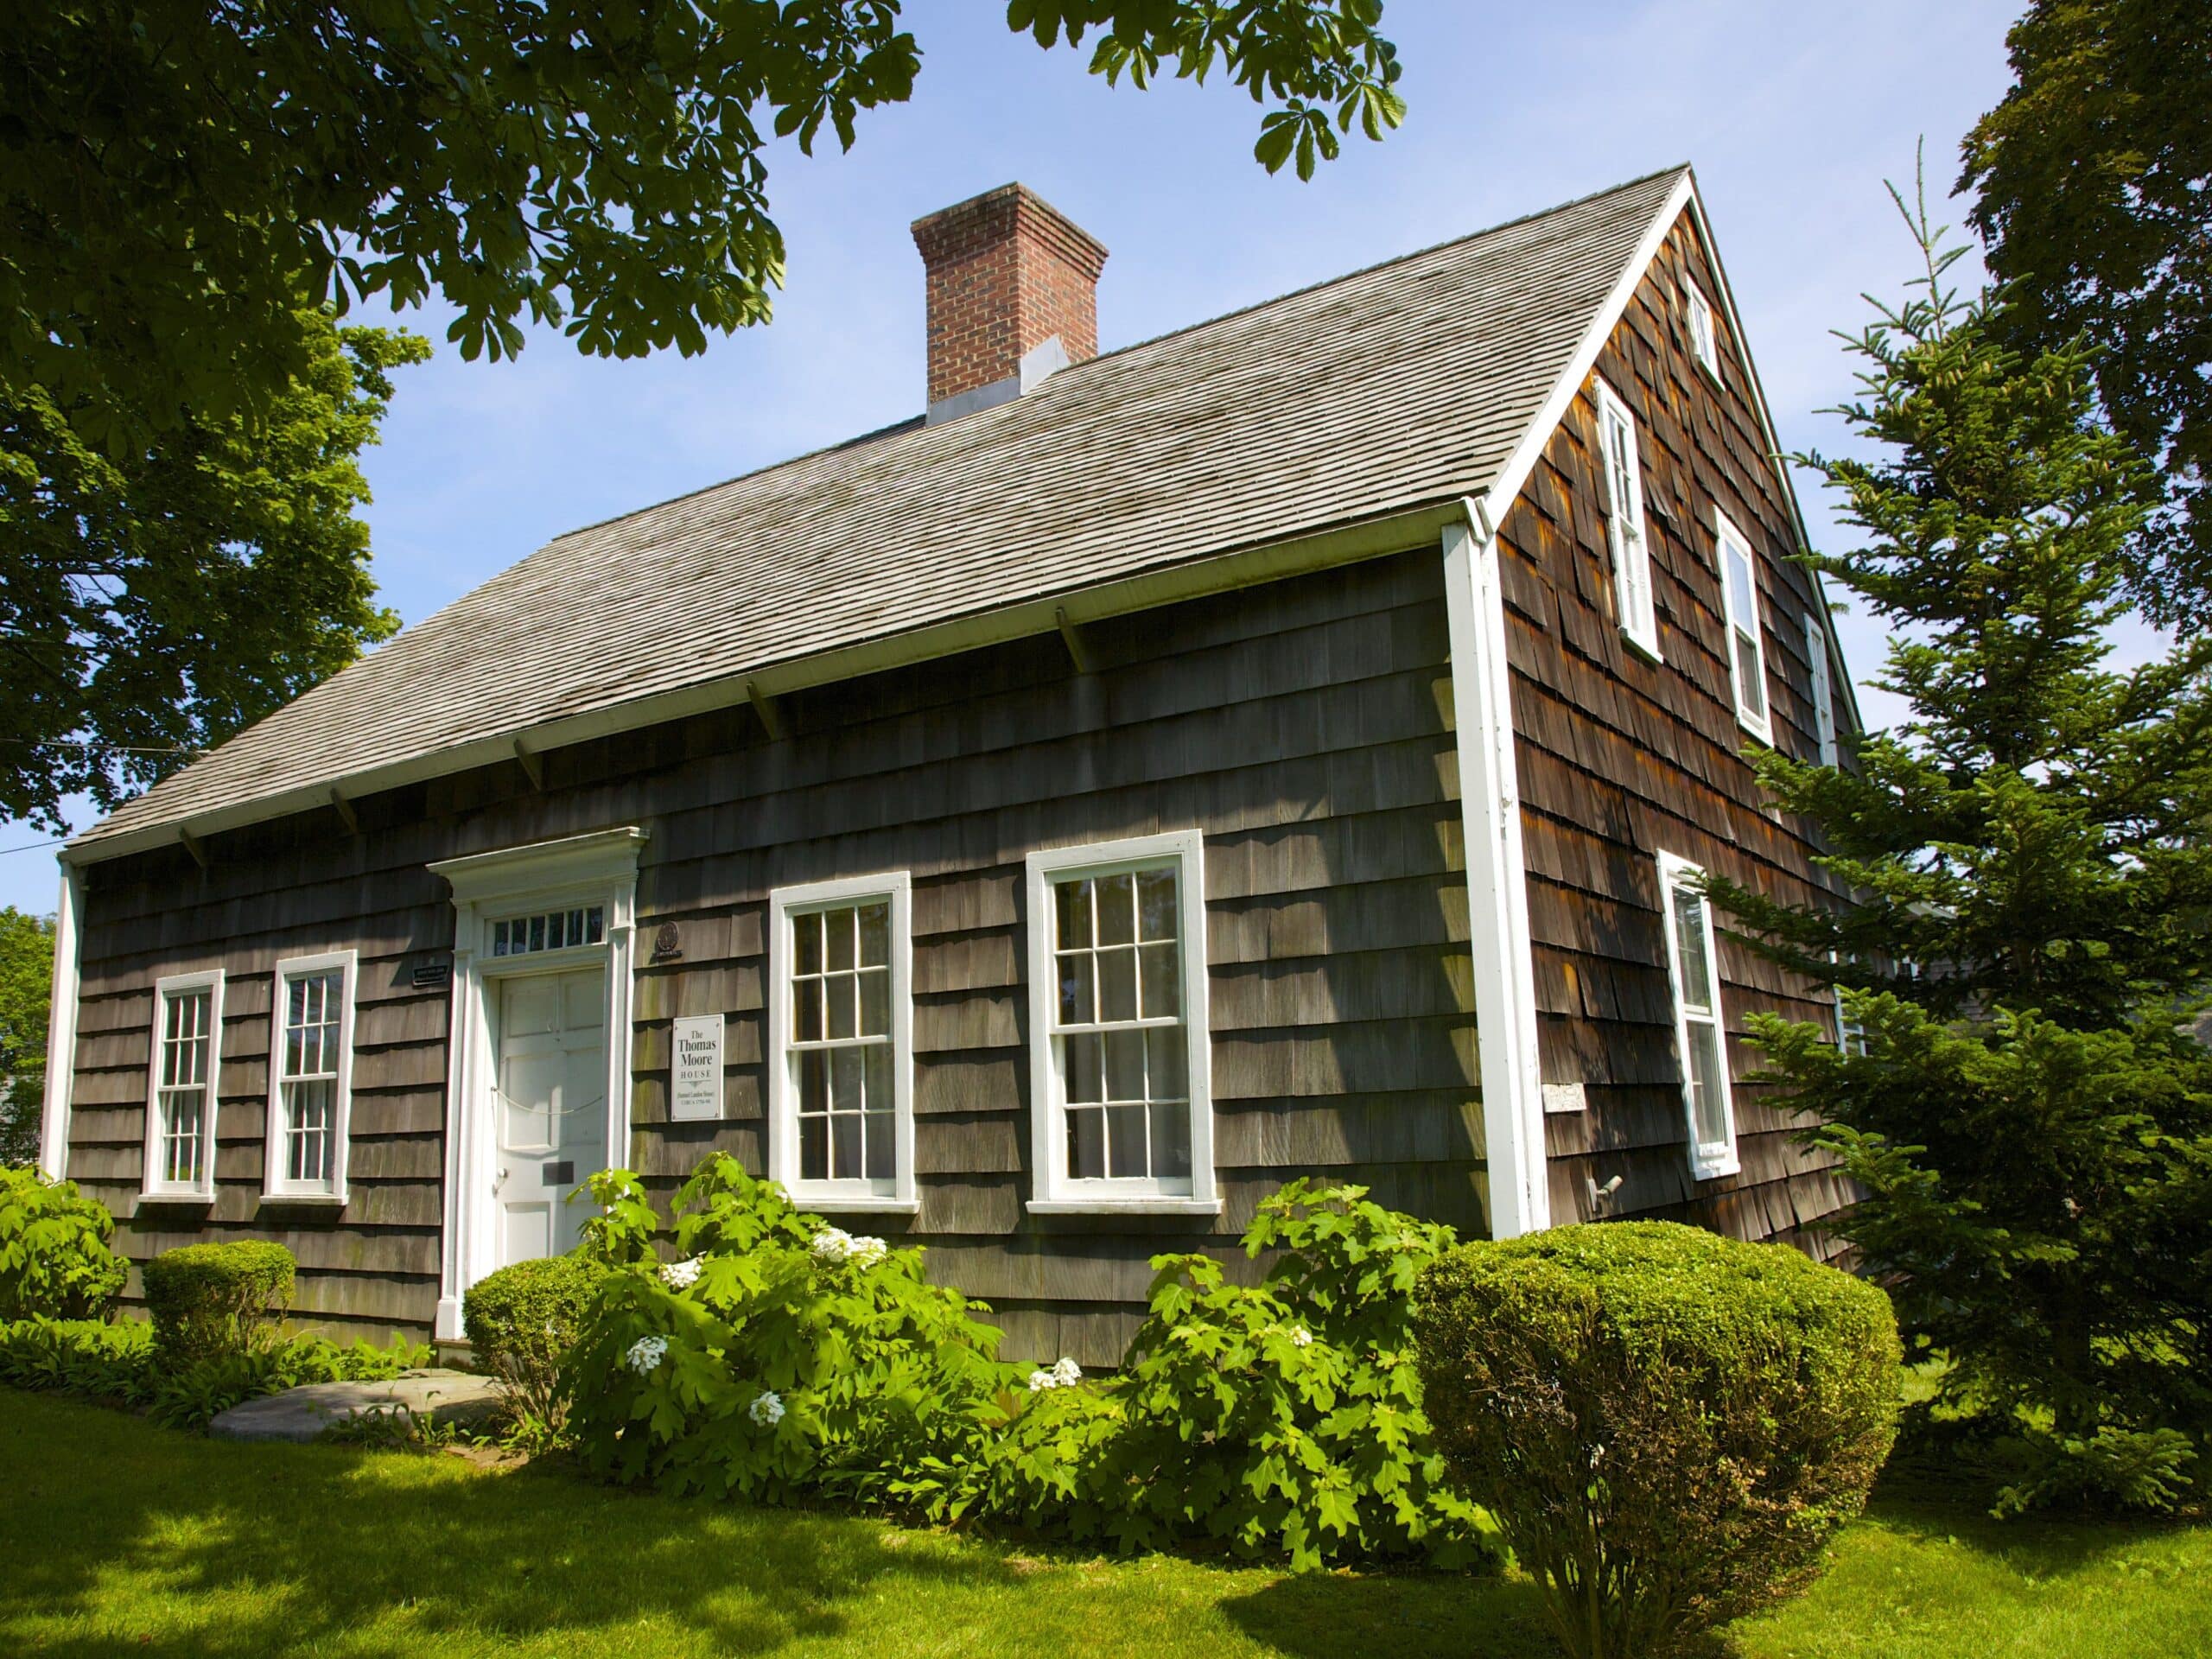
1025 830 1217 1215
264 951 357 1203
1713 507 1772 743
144 970 224 1200
766 872 916 1212
1593 376 1660 661
1805 611 1840 766
1656 853 1738 1180
1685 277 1721 379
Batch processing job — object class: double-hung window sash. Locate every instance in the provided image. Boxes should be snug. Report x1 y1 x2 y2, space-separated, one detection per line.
789 899 897 1185
279 970 342 1187
1594 377 1659 658
147 971 224 1198
1714 509 1772 742
1658 855 1738 1179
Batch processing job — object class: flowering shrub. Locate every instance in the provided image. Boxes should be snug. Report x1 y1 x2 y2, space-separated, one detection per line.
0 1167 129 1321
563 1158 1011 1502
563 1159 1496 1571
902 1179 1496 1568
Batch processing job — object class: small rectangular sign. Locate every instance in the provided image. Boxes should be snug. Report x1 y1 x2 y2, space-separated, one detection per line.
669 1014 725 1122
1541 1082 1587 1116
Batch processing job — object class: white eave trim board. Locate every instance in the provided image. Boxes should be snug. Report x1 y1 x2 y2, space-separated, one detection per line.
36 861 83 1180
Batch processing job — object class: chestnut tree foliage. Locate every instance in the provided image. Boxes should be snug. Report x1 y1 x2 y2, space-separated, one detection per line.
2 2 1405 443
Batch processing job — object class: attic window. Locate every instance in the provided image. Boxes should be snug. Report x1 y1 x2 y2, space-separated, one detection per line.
1805 611 1840 766
1714 507 1772 743
1685 277 1720 378
1594 376 1660 661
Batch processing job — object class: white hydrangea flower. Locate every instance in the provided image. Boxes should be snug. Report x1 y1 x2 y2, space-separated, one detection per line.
750 1389 785 1427
811 1228 888 1268
1289 1325 1313 1349
659 1255 705 1289
1050 1356 1083 1388
1027 1369 1057 1392
626 1335 668 1376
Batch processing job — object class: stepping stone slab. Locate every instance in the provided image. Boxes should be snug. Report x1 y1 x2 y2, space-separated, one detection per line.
208 1368 504 1444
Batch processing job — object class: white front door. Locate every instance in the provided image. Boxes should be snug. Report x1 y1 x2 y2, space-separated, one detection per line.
493 966 608 1265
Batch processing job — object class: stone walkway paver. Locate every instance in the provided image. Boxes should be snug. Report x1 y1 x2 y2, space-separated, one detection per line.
208 1368 503 1443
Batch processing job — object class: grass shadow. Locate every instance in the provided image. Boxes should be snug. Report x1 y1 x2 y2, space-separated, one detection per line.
1218 1565 1560 1659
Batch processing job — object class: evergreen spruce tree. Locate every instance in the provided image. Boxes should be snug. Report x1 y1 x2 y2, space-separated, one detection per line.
1713 178 2212 1513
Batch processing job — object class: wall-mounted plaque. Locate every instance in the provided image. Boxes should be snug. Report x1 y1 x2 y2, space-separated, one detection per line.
670 1014 725 1122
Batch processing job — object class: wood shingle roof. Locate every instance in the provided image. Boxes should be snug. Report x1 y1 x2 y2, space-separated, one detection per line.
74 167 1689 856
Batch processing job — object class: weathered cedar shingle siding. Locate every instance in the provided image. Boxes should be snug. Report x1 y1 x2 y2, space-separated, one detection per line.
64 552 1475 1358
1501 216 1851 1251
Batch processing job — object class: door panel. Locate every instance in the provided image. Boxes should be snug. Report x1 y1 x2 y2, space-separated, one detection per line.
494 965 608 1266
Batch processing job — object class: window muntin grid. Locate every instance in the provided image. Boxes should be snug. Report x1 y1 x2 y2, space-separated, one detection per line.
1715 511 1771 741
1686 278 1720 376
788 899 894 1185
1660 856 1737 1176
490 906 604 957
156 987 214 1190
278 969 344 1188
1048 863 1192 1185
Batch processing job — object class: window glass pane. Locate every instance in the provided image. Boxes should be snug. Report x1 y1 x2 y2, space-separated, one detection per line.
798 1050 829 1114
1104 1103 1147 1178
796 978 823 1042
1067 1106 1105 1179
830 1046 863 1112
1149 1098 1192 1179
1136 868 1178 941
858 967 889 1038
1727 543 1756 616
1096 874 1135 946
863 1109 894 1181
794 911 822 976
826 973 856 1040
1139 942 1179 1020
586 906 605 944
1097 947 1137 1022
827 906 855 972
1063 1033 1103 1103
1103 1029 1147 1103
800 1114 828 1182
1058 952 1095 1026
831 1112 862 1182
857 902 890 969
1054 878 1092 950
1147 1027 1188 1103
862 1042 890 1112
1688 1022 1729 1148
1672 884 1713 1013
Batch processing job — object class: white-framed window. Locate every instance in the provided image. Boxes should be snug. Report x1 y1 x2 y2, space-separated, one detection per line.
1025 830 1217 1215
766 871 916 1213
1804 611 1840 766
1594 375 1660 661
1685 276 1721 378
1713 507 1772 743
143 969 224 1199
1656 853 1738 1180
264 951 356 1203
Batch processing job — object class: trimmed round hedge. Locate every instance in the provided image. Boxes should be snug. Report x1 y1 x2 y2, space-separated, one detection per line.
463 1252 602 1377
142 1241 296 1365
1415 1222 1899 1659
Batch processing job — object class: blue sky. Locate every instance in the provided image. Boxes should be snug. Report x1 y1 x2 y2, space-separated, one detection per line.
0 0 2028 911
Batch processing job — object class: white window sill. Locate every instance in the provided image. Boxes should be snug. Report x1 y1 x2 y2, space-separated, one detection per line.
260 1191 348 1208
1621 627 1663 665
1027 1197 1224 1217
137 1188 214 1205
1690 1158 1741 1183
791 1195 921 1217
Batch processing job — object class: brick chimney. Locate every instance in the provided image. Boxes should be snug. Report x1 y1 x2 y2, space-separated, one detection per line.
912 184 1108 423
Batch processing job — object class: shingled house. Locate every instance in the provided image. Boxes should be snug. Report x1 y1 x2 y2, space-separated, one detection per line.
38 168 1859 1361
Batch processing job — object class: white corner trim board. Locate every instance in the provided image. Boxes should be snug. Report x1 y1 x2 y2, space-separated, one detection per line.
37 861 83 1181
429 826 647 1341
1442 510 1550 1236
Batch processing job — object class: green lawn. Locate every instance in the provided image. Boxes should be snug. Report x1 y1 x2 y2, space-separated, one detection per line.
3 1391 2206 1658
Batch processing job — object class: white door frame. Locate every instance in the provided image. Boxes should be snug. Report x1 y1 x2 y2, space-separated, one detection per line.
429 826 646 1340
